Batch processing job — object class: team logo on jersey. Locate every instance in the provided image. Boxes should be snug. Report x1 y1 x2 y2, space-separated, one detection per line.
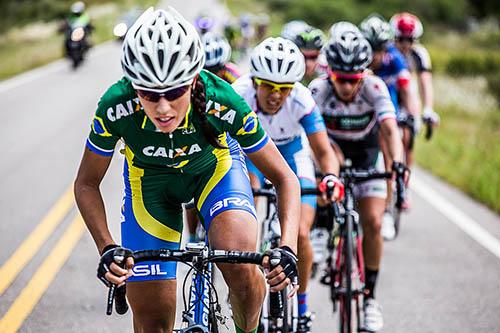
206 100 236 124
106 98 141 122
92 116 112 137
236 112 258 136
142 144 202 158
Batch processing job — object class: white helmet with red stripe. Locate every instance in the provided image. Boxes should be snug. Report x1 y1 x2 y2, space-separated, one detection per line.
390 12 423 39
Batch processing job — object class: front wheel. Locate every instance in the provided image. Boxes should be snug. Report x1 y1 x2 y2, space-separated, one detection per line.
339 216 353 333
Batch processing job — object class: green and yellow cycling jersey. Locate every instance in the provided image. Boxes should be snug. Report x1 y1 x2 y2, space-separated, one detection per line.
86 70 268 174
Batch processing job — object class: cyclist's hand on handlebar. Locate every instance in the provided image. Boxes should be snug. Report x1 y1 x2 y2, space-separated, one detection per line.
391 161 410 185
422 107 440 126
262 246 299 298
319 174 345 202
97 245 134 288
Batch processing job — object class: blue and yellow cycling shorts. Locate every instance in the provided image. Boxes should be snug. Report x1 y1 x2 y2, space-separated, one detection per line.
121 137 256 282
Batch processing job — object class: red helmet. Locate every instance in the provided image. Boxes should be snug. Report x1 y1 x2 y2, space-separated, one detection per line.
390 12 423 39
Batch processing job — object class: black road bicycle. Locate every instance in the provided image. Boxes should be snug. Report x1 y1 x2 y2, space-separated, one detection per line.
106 244 268 333
305 167 404 333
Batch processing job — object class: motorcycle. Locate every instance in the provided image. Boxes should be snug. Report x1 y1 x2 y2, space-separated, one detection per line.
64 23 90 69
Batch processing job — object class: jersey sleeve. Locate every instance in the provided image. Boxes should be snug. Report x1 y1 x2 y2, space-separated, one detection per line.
391 49 411 89
300 106 326 135
86 99 120 157
412 45 432 72
295 84 326 135
367 76 397 123
205 74 269 154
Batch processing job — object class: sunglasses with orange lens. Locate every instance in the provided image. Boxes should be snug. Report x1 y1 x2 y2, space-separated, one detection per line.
330 72 365 85
254 77 295 94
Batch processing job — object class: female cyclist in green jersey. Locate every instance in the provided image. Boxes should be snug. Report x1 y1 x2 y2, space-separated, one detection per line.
74 7 300 333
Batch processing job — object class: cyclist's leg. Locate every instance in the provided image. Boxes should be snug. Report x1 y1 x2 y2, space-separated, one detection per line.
120 156 184 332
209 210 265 332
285 147 316 318
195 137 264 332
402 126 413 168
354 176 386 299
184 200 199 243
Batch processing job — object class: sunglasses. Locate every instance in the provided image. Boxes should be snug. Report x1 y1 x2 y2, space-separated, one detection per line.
330 72 365 85
254 77 295 94
396 36 415 43
136 85 190 102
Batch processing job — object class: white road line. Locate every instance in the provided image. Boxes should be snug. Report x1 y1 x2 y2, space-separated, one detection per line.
412 176 500 259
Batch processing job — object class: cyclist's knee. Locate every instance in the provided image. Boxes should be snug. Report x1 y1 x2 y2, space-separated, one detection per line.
363 212 382 236
221 264 263 291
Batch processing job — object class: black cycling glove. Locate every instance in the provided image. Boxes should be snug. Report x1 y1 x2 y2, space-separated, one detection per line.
97 244 131 287
267 246 299 286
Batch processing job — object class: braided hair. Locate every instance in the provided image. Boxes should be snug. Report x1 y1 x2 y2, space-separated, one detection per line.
191 78 227 149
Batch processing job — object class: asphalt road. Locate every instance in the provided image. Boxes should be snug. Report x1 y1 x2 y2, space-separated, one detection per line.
0 1 499 332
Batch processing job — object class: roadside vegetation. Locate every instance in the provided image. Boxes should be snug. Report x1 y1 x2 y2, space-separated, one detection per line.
226 0 500 212
0 0 156 80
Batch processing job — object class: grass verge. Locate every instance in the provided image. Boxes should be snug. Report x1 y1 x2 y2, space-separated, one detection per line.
0 0 156 81
415 105 500 213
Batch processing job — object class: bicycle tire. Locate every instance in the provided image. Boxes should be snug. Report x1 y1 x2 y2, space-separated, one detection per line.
340 215 353 333
259 288 289 333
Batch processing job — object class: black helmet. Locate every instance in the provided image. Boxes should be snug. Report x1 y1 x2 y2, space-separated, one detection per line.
359 14 393 51
324 22 372 72
294 27 325 51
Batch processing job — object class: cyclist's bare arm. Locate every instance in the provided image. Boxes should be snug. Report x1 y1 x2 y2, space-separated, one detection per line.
419 71 434 110
247 141 300 253
74 148 115 253
399 83 421 117
307 131 340 176
380 119 404 164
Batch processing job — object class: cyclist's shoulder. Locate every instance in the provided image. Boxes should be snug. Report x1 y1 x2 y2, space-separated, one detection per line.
201 69 240 104
386 45 408 69
308 76 330 100
360 75 390 98
224 62 241 77
289 82 316 111
230 73 253 95
96 77 138 123
410 43 432 68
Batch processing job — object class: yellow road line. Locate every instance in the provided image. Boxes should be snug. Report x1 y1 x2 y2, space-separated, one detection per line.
0 214 85 333
0 186 74 296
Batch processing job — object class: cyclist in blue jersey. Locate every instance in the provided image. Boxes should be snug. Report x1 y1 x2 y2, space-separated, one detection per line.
360 14 418 215
74 8 301 333
233 37 343 333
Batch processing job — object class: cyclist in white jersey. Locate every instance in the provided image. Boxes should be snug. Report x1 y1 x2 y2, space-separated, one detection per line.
233 37 343 333
309 22 408 332
390 12 440 128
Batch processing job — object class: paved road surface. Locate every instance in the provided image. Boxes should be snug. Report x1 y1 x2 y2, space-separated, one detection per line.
0 1 499 332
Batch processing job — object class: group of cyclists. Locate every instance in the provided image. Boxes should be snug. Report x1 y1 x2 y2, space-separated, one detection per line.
74 5 439 333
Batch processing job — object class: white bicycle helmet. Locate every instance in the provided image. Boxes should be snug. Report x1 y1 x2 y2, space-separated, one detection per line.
281 20 310 41
250 37 305 83
201 32 231 69
121 7 205 91
328 21 361 39
71 1 85 15
324 22 372 72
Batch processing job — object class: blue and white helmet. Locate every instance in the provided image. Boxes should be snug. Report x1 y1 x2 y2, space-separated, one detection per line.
250 37 305 83
201 32 231 69
121 7 205 91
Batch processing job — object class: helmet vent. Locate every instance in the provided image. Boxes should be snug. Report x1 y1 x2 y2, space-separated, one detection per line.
277 58 283 71
168 52 179 73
